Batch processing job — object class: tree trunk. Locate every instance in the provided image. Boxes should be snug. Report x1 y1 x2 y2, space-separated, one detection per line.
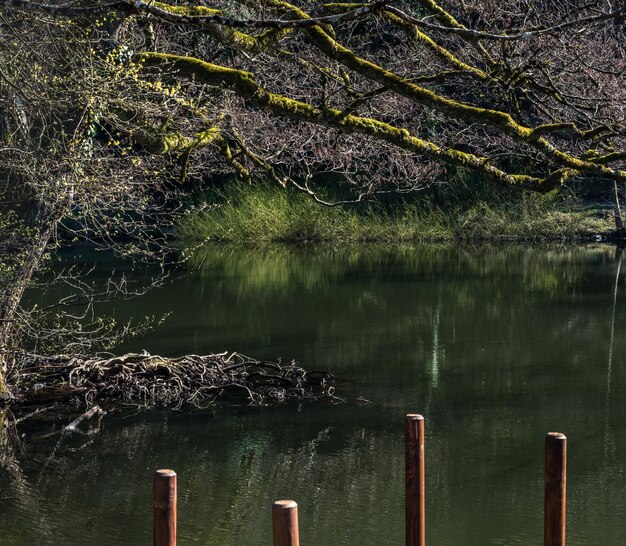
0 224 54 401
613 181 626 236
0 325 13 401
0 374 10 402
0 407 6 440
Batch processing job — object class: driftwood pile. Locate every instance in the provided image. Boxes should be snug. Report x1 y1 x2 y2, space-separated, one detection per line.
16 352 336 408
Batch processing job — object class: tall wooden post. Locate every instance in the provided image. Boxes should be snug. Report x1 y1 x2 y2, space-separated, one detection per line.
272 500 300 546
544 433 567 546
406 414 426 546
153 469 177 546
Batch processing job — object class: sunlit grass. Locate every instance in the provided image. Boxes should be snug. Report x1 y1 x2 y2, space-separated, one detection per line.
177 184 614 244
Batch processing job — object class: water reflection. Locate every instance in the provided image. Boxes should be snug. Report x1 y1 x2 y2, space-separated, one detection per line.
2 244 626 545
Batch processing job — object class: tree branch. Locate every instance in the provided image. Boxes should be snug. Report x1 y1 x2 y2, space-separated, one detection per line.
139 51 576 192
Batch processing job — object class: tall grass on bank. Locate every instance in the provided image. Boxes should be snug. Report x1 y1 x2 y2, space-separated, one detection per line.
177 185 613 244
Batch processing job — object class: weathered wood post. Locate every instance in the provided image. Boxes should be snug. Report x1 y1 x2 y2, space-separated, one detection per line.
272 500 300 546
544 433 567 546
153 469 177 546
406 414 426 546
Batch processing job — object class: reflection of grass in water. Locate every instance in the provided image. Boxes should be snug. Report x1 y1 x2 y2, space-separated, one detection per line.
191 243 454 295
185 242 624 396
177 185 614 244
191 243 616 299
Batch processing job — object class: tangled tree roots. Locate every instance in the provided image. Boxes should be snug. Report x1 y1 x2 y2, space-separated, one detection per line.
15 352 337 408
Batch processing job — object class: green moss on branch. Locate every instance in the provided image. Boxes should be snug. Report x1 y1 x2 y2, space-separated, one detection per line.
266 0 626 183
0 374 11 402
133 124 222 154
151 1 290 51
138 51 572 190
323 3 489 81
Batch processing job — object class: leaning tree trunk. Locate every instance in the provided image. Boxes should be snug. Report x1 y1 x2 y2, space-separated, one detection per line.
613 182 626 237
0 318 14 399
0 374 9 402
0 314 14 400
0 407 5 438
0 224 54 401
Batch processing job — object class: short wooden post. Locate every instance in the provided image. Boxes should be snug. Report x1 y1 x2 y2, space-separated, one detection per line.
406 414 425 546
544 433 567 546
272 500 300 546
153 469 177 546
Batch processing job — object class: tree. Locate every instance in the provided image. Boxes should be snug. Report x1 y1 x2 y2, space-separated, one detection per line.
0 0 625 399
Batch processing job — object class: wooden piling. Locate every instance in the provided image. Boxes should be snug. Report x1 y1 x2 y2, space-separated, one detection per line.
405 414 425 546
544 433 567 546
272 500 300 546
153 469 177 546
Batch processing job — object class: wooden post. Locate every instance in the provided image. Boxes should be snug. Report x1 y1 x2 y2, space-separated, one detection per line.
153 469 177 546
406 414 425 546
272 500 300 546
544 433 567 546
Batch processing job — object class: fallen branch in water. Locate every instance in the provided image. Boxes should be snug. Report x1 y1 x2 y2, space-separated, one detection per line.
65 405 105 433
14 352 337 409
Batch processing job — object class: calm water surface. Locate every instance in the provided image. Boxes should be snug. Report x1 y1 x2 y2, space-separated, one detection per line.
2 244 626 545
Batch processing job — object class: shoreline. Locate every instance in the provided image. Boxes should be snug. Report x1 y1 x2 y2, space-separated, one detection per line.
177 186 619 245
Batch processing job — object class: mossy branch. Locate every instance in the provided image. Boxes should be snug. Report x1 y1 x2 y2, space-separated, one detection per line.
530 123 614 141
149 1 292 52
139 51 573 192
0 0 289 52
262 0 626 183
8 0 623 183
385 4 626 42
132 124 222 155
0 373 10 402
588 152 626 166
322 3 490 82
142 0 389 29
130 121 252 179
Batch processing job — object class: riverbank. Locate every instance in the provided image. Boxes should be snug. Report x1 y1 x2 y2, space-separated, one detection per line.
177 185 615 244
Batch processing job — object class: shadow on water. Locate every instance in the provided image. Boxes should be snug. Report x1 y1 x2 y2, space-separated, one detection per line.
3 243 626 545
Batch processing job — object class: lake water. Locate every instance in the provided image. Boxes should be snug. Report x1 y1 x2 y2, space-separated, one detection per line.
2 243 626 545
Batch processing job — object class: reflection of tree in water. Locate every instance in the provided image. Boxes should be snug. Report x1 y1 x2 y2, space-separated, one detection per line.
604 246 622 463
2 393 626 544
4 245 626 544
189 244 624 388
0 409 62 543
0 409 406 545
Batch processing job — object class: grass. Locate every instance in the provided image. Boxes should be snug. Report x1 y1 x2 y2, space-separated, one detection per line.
176 184 615 244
